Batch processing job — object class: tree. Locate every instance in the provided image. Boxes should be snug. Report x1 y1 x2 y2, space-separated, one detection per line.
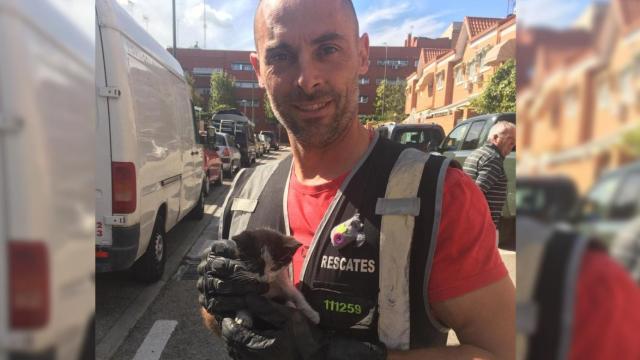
263 93 278 124
208 71 236 113
470 59 516 114
374 80 406 122
185 73 202 107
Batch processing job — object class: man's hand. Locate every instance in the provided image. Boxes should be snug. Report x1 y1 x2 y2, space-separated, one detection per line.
221 294 324 360
197 240 269 318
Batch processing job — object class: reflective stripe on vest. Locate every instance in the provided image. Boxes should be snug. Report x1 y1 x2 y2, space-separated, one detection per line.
377 148 450 350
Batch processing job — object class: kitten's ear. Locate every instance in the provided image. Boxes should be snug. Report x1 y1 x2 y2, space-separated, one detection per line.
231 231 254 253
283 236 302 253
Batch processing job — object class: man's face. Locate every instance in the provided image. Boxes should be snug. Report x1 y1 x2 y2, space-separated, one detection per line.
494 127 516 157
251 0 369 148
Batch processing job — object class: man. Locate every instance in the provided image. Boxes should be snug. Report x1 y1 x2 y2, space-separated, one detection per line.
463 121 515 231
197 0 514 358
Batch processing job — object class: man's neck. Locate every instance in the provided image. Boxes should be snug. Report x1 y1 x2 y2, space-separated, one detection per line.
289 120 371 186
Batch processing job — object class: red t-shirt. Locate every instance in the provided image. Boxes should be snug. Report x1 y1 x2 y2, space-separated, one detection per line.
570 249 640 359
287 164 507 301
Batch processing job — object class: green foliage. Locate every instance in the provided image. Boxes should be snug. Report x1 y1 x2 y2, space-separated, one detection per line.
208 71 236 113
470 59 516 114
621 126 640 156
374 80 406 122
263 93 278 124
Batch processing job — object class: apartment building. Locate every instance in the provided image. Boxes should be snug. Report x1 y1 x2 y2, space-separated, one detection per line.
405 15 516 133
518 0 640 192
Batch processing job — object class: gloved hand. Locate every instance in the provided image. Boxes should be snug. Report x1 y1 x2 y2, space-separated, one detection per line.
197 240 269 317
324 337 387 360
221 294 325 360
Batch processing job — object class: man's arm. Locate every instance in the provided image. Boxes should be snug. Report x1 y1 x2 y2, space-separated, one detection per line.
474 157 502 194
388 276 515 360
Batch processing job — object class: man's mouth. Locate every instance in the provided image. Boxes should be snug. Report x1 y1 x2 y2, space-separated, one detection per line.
292 100 332 113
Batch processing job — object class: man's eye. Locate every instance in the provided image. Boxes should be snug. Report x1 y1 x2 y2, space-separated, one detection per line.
269 53 289 63
320 45 338 56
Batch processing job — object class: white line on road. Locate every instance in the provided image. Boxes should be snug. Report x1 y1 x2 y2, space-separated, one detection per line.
132 320 178 360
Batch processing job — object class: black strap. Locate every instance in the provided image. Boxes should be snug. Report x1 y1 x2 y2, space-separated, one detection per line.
409 154 449 348
528 230 583 360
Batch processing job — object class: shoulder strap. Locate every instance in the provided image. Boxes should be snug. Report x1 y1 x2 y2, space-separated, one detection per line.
376 149 451 350
219 155 292 240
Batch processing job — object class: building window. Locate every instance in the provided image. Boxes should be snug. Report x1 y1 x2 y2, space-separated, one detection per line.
428 81 434 96
231 62 253 71
358 95 369 103
359 77 370 85
192 67 222 76
454 65 465 85
376 78 405 86
234 80 260 89
415 60 419 67
436 71 445 90
467 60 478 79
236 99 260 108
619 67 634 104
376 59 409 68
563 88 578 118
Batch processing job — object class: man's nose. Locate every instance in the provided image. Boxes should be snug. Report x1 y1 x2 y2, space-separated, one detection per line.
296 55 323 95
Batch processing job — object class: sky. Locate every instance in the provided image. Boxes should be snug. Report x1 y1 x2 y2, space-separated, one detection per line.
115 0 598 51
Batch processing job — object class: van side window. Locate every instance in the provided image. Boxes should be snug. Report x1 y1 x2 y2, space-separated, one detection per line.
609 171 640 220
461 121 485 150
190 101 202 144
442 123 469 151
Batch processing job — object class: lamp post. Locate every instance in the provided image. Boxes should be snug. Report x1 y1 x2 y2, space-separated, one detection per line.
241 100 247 116
382 42 388 121
172 0 176 56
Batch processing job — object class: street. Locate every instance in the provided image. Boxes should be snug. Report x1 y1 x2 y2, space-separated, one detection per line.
95 147 516 359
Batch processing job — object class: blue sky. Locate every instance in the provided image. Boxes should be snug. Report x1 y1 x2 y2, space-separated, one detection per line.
116 0 599 51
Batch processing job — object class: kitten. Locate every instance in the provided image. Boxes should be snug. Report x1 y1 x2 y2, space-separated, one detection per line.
231 229 320 327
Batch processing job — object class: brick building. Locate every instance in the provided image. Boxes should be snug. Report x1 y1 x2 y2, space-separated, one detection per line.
171 34 453 132
518 0 640 193
404 15 516 133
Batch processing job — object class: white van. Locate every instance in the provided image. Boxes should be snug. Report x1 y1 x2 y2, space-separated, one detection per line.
95 0 205 282
0 0 94 358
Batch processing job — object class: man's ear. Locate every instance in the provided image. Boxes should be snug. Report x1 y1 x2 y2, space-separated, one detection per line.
357 33 370 75
250 52 265 88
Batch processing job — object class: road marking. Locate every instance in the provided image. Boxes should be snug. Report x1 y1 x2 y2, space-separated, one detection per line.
132 320 178 360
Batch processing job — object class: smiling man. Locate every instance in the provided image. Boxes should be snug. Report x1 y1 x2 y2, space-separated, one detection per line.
197 0 515 359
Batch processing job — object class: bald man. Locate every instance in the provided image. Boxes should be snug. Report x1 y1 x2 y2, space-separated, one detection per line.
198 1 515 359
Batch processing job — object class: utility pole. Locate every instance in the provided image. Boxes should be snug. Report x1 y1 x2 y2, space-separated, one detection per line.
203 0 207 49
251 79 255 123
382 43 388 121
172 0 176 56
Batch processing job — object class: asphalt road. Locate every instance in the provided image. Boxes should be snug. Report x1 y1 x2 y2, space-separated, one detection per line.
95 147 517 358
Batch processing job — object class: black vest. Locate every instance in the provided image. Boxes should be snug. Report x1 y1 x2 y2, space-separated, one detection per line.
220 137 454 349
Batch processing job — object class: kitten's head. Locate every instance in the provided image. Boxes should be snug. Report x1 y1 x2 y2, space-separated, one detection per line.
231 229 301 274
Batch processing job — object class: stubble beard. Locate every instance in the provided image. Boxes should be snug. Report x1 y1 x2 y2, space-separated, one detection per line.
267 77 359 149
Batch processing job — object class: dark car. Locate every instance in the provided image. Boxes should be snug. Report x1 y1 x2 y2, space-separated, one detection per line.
517 176 579 224
438 112 516 248
212 109 257 167
388 123 444 153
260 130 279 150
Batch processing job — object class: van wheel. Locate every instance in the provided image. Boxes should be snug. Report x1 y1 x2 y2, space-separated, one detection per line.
132 214 166 282
190 186 205 220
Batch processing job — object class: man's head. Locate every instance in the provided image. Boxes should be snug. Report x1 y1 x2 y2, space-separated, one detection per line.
487 121 516 157
250 0 369 148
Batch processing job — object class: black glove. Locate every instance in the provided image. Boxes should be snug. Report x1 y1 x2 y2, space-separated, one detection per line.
221 294 325 360
324 337 387 360
197 240 269 316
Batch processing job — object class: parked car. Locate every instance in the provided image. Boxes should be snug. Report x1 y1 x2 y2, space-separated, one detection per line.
260 130 280 150
0 0 94 358
575 160 640 248
254 133 265 157
388 123 445 153
96 0 206 283
376 122 396 139
215 132 242 178
213 109 257 167
516 176 579 224
201 128 223 193
258 133 271 154
438 112 516 248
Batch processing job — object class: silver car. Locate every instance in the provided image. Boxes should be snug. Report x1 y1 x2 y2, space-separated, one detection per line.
215 132 242 179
